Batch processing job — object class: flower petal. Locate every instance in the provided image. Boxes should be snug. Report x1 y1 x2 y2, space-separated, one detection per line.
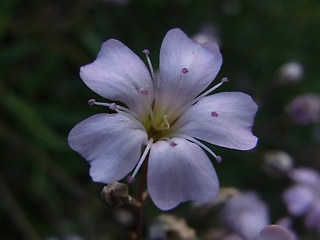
147 138 219 210
283 184 314 216
305 201 320 231
258 225 293 240
156 28 222 120
221 192 269 239
68 113 148 183
289 167 320 186
175 92 258 150
80 39 153 118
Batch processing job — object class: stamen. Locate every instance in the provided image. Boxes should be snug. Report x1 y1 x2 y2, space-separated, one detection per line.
93 101 118 111
143 49 156 82
163 114 170 129
127 138 154 183
172 77 229 122
216 155 222 163
139 88 149 95
175 134 222 163
182 68 189 73
127 175 135 184
211 111 219 117
221 77 229 83
88 99 96 106
109 102 117 110
91 100 140 120
193 77 229 104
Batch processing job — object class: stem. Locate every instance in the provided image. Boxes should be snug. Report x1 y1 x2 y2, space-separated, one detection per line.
135 154 149 240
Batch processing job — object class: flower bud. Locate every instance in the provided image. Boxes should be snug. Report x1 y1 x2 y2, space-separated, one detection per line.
101 182 130 207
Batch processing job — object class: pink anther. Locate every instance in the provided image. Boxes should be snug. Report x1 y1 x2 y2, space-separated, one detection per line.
182 68 189 74
109 103 117 110
216 155 222 163
127 176 135 184
221 77 229 83
143 49 150 55
88 99 96 106
211 111 219 117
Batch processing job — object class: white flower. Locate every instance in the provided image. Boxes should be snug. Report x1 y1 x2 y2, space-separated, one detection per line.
68 28 258 210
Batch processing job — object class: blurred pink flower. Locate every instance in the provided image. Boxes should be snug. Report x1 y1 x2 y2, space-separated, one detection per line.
221 192 269 239
68 28 258 210
286 94 320 125
283 168 320 232
253 225 293 240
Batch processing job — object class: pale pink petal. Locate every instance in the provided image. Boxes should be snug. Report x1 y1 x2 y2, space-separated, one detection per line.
305 201 320 231
155 28 222 120
283 184 314 216
175 92 258 150
147 138 219 210
258 225 293 240
221 192 269 239
289 168 320 187
80 39 153 119
68 113 148 183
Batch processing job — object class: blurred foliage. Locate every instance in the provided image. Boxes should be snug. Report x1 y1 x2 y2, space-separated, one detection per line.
1 0 320 239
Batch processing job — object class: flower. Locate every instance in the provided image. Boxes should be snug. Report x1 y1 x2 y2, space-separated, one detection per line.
283 167 320 232
221 192 270 239
68 28 258 210
220 225 293 240
277 61 304 85
253 225 293 240
286 93 320 125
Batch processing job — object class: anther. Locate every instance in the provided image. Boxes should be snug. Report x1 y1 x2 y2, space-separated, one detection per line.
127 176 135 184
142 49 150 55
109 103 117 111
88 99 96 106
216 155 222 163
221 77 229 83
139 88 149 95
182 68 189 74
211 111 219 117
170 141 177 147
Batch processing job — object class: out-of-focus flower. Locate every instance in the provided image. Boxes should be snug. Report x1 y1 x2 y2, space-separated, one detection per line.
149 215 197 240
286 94 320 125
68 28 258 210
277 62 304 85
283 168 320 232
275 217 299 240
221 192 269 239
192 23 220 45
263 151 293 178
253 225 293 240
219 225 294 240
113 208 134 227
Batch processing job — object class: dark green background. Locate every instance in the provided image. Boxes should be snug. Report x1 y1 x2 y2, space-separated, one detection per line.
1 0 319 239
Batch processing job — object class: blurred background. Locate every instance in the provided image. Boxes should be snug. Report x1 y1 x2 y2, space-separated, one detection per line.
1 0 320 239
